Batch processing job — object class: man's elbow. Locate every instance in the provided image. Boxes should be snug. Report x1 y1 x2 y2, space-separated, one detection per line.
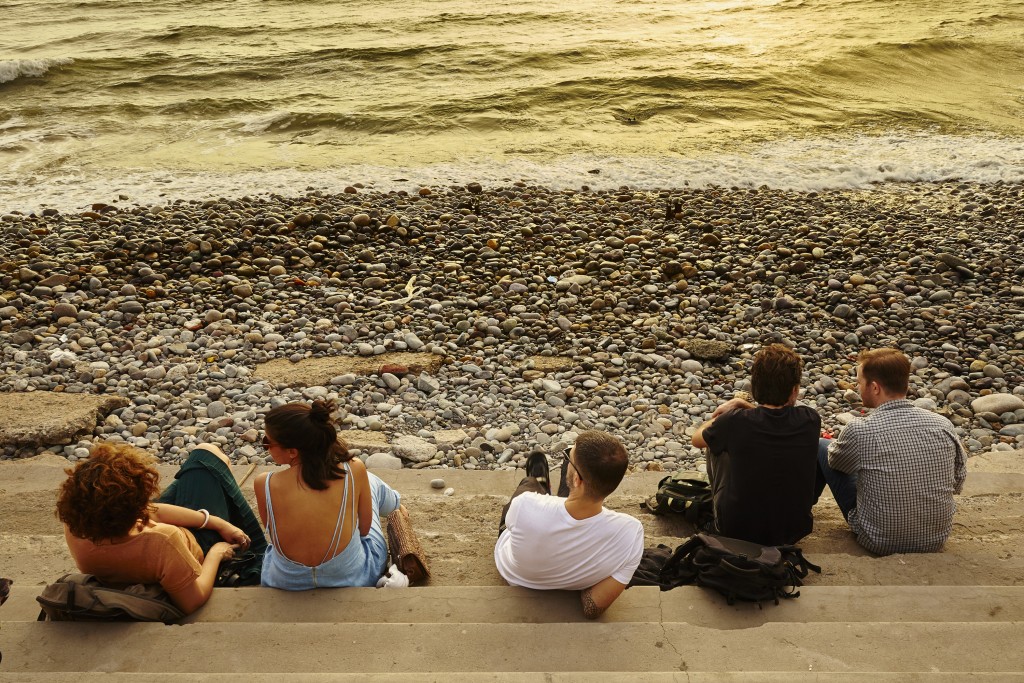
580 589 607 620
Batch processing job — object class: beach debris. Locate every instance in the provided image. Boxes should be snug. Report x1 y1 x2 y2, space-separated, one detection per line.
389 275 423 307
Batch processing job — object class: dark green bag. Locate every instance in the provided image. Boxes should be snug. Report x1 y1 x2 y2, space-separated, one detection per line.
642 473 713 526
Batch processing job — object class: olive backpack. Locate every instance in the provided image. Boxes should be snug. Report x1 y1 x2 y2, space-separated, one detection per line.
36 573 184 623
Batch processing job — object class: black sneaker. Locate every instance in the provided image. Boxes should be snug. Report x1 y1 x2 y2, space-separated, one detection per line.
525 451 550 491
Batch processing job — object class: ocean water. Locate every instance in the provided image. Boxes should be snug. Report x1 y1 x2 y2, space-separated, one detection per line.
2 0 1024 211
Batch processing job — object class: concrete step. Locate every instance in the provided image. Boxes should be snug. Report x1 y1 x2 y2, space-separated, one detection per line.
4 455 1023 591
4 455 1024 678
2 675 1022 682
5 585 1024 627
2 621 1022 674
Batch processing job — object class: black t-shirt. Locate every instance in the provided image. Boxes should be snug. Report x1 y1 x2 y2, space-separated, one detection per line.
702 404 821 546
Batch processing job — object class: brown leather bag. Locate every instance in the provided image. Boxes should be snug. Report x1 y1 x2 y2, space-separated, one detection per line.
385 507 430 583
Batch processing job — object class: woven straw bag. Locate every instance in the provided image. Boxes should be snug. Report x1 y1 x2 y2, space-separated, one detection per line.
385 507 430 583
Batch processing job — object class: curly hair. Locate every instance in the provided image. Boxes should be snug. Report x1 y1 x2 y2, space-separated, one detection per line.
57 442 160 543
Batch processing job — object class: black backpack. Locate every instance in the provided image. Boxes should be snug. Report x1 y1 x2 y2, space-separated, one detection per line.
36 574 184 623
660 533 821 604
642 473 714 526
627 544 675 589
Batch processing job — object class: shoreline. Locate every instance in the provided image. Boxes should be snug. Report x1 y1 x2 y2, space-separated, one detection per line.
5 144 1024 217
1 180 1022 469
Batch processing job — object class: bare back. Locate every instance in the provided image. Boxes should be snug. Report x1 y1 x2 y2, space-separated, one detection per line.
255 463 364 567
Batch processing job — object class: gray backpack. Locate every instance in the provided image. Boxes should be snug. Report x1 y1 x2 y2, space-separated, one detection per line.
36 573 184 623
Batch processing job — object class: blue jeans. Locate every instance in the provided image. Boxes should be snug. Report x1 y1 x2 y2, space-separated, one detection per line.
814 438 857 520
366 472 402 554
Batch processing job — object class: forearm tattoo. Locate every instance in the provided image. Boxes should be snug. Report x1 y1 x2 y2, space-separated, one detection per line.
581 588 603 619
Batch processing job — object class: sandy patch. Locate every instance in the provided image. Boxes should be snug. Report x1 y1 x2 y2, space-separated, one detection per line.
255 353 444 386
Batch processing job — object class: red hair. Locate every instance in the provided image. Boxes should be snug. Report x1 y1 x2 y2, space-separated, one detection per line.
57 442 160 543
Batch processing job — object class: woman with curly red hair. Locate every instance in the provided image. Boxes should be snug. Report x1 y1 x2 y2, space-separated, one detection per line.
58 442 266 614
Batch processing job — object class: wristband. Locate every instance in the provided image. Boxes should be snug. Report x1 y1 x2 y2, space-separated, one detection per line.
198 508 210 529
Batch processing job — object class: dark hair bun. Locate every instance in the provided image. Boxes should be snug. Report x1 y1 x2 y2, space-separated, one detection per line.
309 399 336 425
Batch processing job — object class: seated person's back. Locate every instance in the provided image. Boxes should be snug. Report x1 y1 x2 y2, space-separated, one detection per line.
693 344 821 546
58 441 260 614
254 399 403 589
495 491 641 590
702 404 820 545
260 460 358 567
817 348 967 554
836 406 962 553
494 431 644 618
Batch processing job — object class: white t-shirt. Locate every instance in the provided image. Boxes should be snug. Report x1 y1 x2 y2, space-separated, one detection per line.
493 492 644 590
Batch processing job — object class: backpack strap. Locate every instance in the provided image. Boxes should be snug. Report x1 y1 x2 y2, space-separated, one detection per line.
777 545 822 579
658 534 706 587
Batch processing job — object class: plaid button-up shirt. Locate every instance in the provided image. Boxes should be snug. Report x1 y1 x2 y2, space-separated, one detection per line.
828 399 967 555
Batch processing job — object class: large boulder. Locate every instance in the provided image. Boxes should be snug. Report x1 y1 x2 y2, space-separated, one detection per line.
971 394 1024 415
364 453 403 470
681 339 735 361
255 352 442 386
0 393 129 448
339 430 390 453
392 435 437 463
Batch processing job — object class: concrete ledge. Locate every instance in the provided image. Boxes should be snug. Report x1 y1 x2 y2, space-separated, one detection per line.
2 675 1022 682
0 393 128 448
6 585 1023 627
3 622 1022 673
4 457 1022 592
961 471 1024 496
7 461 1022 500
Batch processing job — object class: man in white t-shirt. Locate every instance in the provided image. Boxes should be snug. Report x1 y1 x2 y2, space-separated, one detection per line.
494 430 644 619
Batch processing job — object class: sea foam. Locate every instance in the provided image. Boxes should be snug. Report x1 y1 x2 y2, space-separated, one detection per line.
2 131 1023 215
0 58 74 85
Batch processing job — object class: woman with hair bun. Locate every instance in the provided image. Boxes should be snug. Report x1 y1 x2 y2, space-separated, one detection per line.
255 399 404 589
58 442 266 614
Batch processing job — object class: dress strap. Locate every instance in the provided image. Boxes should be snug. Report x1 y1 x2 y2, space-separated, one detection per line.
263 471 282 549
319 462 351 565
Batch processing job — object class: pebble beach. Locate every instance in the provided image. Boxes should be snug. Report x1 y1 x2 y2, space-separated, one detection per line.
2 180 1023 470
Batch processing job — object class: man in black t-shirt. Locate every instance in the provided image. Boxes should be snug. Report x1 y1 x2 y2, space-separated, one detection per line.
692 344 821 546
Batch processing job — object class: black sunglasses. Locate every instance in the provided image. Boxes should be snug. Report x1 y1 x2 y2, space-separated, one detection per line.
563 447 584 484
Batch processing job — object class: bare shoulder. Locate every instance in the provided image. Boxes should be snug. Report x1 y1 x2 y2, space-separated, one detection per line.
347 456 369 478
253 471 271 497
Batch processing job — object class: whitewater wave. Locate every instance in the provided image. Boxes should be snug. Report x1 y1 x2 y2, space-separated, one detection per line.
0 57 74 85
2 132 1022 214
238 111 293 134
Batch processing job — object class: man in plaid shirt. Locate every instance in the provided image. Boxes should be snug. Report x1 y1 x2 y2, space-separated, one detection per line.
816 348 967 554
